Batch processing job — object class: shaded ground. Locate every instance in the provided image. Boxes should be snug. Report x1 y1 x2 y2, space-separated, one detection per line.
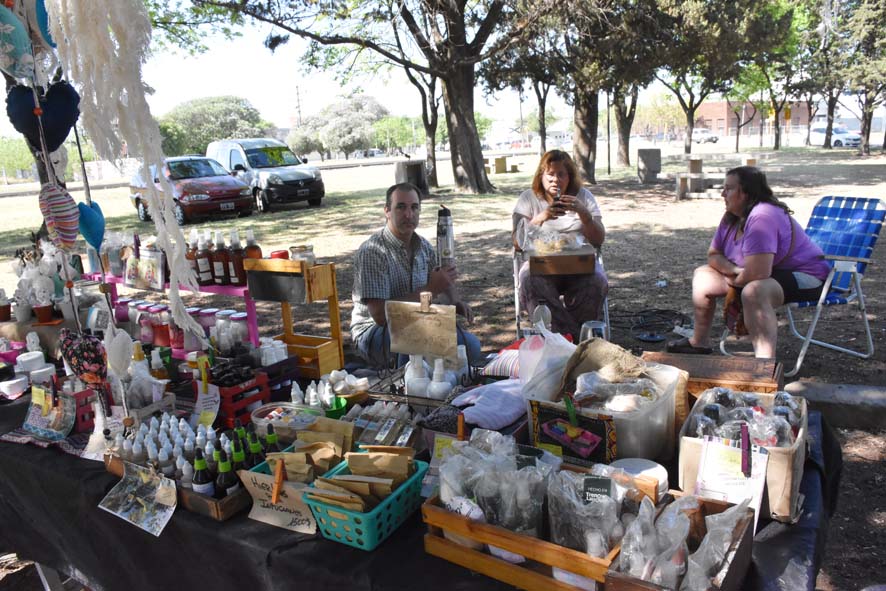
1 148 884 589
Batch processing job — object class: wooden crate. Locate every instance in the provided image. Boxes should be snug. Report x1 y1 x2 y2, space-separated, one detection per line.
274 333 341 379
529 247 597 276
605 496 755 591
423 494 619 590
104 453 251 521
641 352 783 400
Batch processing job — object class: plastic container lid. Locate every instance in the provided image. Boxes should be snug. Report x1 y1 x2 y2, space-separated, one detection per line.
199 308 219 317
215 309 236 319
136 303 153 311
148 305 167 313
29 364 56 385
610 458 669 499
16 351 45 372
117 298 133 305
250 401 321 438
186 307 201 316
230 312 248 321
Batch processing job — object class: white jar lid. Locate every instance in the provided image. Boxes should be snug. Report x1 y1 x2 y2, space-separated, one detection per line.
610 458 669 498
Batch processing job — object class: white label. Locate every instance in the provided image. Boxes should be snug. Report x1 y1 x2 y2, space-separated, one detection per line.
226 483 240 496
213 262 225 279
395 425 415 447
374 418 398 444
191 480 215 495
197 258 210 272
228 262 237 278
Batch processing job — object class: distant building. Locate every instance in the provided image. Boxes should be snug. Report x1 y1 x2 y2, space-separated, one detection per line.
694 101 810 136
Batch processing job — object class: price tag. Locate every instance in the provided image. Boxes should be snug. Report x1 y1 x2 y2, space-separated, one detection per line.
432 434 457 460
190 382 220 429
582 476 612 504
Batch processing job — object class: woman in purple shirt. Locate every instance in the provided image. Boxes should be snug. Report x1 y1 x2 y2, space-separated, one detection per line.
667 166 829 358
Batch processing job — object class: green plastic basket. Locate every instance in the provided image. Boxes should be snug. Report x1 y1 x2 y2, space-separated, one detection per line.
302 459 429 551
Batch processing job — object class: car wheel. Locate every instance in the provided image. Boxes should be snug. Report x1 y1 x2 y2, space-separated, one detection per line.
173 202 187 226
255 189 271 213
136 199 151 222
834 140 843 147
308 198 322 207
239 208 254 217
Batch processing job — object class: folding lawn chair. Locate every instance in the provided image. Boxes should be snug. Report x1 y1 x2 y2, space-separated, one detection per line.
512 247 611 340
720 196 884 377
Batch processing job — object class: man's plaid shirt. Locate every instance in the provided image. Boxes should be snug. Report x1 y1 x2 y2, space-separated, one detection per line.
350 225 437 342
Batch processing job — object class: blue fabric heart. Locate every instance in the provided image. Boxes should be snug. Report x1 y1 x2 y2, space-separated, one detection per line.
78 201 105 251
5 81 80 152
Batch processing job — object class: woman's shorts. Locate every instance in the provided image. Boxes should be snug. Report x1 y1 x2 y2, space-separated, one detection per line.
771 269 825 303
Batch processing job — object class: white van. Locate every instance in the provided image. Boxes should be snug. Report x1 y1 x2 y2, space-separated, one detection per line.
205 138 324 212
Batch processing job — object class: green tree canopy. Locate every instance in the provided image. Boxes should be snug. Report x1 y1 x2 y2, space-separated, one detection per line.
318 95 388 158
287 115 327 159
157 96 273 156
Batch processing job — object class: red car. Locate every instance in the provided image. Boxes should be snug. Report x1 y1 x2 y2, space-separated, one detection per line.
129 156 254 225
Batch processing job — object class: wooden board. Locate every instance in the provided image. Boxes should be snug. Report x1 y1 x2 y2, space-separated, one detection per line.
529 249 596 276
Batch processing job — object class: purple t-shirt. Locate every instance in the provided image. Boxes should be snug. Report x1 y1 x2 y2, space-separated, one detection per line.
711 202 830 280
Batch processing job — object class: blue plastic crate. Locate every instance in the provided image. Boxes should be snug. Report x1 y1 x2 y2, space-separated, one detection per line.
303 459 429 551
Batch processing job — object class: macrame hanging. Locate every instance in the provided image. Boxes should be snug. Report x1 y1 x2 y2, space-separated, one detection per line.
44 0 204 341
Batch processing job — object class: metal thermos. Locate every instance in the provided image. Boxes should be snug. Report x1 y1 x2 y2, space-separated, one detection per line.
437 205 455 267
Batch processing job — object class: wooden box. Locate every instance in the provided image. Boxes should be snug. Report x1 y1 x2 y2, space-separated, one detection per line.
274 333 341 379
104 453 251 521
641 353 783 400
423 494 619 590
605 496 755 591
529 247 597 276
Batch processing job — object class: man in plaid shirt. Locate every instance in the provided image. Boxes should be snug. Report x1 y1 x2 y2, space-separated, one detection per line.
351 182 481 367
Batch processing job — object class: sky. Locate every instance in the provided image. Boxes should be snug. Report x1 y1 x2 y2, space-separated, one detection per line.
140 27 573 141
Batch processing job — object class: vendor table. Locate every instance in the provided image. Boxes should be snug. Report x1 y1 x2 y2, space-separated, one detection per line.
0 396 841 591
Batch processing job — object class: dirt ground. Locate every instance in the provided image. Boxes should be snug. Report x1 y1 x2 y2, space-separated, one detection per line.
1 148 884 589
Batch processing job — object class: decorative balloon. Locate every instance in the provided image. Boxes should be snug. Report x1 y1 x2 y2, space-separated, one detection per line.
77 201 105 252
5 81 80 152
39 182 80 252
0 5 33 79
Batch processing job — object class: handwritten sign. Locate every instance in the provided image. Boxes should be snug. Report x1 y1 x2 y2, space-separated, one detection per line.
190 382 220 429
386 300 457 360
238 470 316 534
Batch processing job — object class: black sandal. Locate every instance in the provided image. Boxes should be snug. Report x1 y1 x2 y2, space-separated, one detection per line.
665 337 712 355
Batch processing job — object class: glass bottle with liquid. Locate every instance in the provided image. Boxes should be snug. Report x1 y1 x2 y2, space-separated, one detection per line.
186 229 199 279
214 449 240 499
211 231 231 285
229 230 247 286
244 229 262 259
191 448 215 497
195 236 214 286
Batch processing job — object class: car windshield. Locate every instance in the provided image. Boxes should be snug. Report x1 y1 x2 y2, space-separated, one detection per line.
166 159 228 180
245 147 301 168
833 129 848 135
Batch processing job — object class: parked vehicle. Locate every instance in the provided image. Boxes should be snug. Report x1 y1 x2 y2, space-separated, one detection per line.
206 138 324 213
691 128 719 143
129 156 253 225
809 126 861 148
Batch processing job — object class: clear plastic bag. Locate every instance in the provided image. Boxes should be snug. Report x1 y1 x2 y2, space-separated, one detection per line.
519 325 576 401
547 470 621 551
619 496 658 577
681 498 751 591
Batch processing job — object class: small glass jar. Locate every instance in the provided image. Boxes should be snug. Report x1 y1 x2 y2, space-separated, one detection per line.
184 307 203 353
169 312 184 350
114 298 133 323
137 303 154 344
214 309 236 338
230 312 250 345
198 308 219 337
289 245 316 267
149 304 170 347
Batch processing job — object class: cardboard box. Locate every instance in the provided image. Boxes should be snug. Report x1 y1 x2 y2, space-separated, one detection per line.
529 245 597 276
677 390 807 523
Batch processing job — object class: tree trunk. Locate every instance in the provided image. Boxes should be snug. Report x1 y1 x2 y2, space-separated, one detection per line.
858 92 874 156
824 90 838 149
424 131 438 188
882 124 886 154
683 107 697 154
612 85 638 167
533 81 549 156
772 107 782 150
572 90 599 184
734 110 742 153
441 64 493 193
804 97 816 146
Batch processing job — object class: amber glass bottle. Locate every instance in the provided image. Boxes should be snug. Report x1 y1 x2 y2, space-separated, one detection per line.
244 229 262 259
229 230 247 286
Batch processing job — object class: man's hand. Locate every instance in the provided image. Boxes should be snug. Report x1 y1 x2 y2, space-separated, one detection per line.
455 301 474 324
427 265 457 295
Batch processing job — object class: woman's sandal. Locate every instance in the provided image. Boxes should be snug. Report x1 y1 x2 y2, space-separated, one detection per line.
665 337 712 355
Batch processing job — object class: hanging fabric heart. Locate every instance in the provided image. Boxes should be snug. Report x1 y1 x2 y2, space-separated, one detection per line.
59 328 108 385
78 201 105 252
0 5 33 79
39 183 80 252
5 81 80 152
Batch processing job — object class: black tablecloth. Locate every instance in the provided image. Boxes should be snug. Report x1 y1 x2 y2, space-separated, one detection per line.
0 396 841 591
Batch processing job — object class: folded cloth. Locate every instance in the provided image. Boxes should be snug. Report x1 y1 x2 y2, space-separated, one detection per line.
451 379 526 430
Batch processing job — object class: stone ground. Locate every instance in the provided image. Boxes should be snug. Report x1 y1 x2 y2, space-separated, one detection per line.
1 146 885 590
